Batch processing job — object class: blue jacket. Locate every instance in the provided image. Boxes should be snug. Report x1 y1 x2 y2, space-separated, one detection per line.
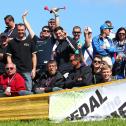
92 35 116 63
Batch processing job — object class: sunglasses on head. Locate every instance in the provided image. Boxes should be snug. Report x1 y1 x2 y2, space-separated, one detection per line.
5 67 14 71
93 60 101 64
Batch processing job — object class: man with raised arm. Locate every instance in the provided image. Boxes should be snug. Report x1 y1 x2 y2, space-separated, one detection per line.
48 7 60 35
22 11 56 73
53 26 79 75
82 27 93 66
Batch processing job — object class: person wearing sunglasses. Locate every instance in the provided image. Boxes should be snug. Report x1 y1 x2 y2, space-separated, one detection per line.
72 26 82 46
105 20 115 40
71 26 84 60
0 63 32 97
113 27 126 56
22 11 56 73
92 23 116 66
91 55 103 84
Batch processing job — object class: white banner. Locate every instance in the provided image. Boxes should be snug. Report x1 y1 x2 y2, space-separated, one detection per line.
49 80 126 121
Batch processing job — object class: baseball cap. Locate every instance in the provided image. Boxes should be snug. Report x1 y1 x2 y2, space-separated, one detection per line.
100 24 113 31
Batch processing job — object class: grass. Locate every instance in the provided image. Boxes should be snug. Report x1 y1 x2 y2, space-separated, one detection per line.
0 118 126 126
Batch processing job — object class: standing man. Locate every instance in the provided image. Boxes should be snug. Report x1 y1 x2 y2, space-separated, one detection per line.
71 26 83 55
35 26 54 72
6 23 37 92
105 20 115 40
92 23 116 66
48 7 60 34
22 11 55 73
0 33 9 75
4 15 18 39
53 26 78 74
48 18 57 33
72 26 82 45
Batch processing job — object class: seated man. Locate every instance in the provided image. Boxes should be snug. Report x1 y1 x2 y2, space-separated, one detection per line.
34 60 64 94
0 63 32 97
63 54 92 89
91 55 103 84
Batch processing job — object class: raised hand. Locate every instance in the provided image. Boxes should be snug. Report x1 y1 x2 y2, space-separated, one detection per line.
22 10 28 18
50 8 58 16
31 68 36 79
84 27 89 34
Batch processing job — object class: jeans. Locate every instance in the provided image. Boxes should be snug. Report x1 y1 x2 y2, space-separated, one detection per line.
35 87 63 94
0 93 6 97
21 72 32 92
52 87 63 92
0 90 33 97
18 90 33 96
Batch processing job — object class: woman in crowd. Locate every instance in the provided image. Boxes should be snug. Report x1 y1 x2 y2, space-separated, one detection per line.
113 27 126 55
91 55 103 84
112 27 126 79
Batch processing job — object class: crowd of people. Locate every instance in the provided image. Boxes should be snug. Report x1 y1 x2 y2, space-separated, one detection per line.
0 8 126 97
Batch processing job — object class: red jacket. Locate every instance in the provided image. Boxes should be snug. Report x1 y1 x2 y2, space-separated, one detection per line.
0 73 26 95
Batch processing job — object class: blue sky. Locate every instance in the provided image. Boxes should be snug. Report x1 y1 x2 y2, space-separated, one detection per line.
0 0 126 38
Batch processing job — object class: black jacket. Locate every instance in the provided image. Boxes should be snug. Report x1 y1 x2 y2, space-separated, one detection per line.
92 72 102 84
55 37 75 74
64 65 93 88
34 71 64 92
